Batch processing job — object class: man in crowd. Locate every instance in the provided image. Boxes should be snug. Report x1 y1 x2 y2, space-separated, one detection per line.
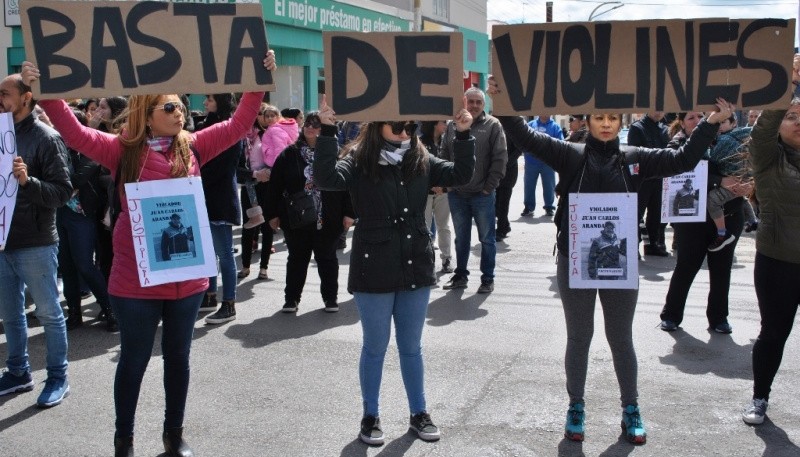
522 114 562 217
627 112 671 257
0 73 73 407
441 87 507 294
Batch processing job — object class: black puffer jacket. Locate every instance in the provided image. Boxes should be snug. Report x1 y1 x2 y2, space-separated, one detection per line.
314 125 475 293
499 116 719 255
5 113 72 249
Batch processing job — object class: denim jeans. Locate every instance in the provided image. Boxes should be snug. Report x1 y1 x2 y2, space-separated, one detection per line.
110 292 202 437
448 191 497 282
57 207 110 311
0 244 68 380
208 223 236 301
523 155 556 211
355 288 430 417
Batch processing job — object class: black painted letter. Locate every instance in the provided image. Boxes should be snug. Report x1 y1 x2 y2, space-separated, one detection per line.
330 37 392 115
26 7 90 93
395 35 452 115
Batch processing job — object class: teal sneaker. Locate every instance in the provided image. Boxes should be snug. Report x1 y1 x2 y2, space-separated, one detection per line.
564 402 585 441
621 404 647 444
36 377 70 408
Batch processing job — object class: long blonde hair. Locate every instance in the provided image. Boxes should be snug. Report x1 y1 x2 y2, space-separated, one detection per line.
117 94 192 184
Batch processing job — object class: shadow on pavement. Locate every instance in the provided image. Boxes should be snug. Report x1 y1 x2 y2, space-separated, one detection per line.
597 433 637 457
557 436 586 457
223 298 359 349
658 330 753 379
0 404 45 433
425 289 489 327
338 431 417 457
753 417 800 457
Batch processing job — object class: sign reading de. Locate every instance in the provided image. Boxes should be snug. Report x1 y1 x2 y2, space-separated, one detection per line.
20 0 274 99
491 19 794 115
324 32 464 121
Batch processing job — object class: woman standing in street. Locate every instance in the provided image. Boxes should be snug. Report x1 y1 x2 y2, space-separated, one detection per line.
23 52 276 457
313 98 475 445
488 75 732 445
741 54 800 426
266 111 354 313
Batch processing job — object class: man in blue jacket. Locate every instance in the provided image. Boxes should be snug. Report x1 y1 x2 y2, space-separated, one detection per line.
522 115 563 217
0 73 73 407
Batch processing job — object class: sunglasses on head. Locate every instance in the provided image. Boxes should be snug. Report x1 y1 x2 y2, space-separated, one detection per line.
387 122 417 136
153 102 185 114
303 119 321 128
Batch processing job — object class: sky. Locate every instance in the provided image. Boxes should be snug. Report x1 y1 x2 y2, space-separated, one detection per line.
487 0 798 25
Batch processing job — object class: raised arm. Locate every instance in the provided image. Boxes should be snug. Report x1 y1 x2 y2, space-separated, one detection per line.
312 97 353 191
749 109 784 174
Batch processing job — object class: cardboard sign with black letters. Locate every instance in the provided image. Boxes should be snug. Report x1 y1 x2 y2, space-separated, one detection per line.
491 19 794 115
323 31 464 121
20 0 274 98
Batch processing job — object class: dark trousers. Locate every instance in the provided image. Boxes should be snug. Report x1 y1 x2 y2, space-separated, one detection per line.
240 184 273 269
637 179 666 246
496 162 518 236
56 207 110 311
752 252 800 400
660 208 743 326
110 292 203 437
283 227 341 303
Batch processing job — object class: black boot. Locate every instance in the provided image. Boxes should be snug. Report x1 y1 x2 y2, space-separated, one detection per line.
66 304 83 330
114 435 133 457
105 305 119 332
163 427 193 457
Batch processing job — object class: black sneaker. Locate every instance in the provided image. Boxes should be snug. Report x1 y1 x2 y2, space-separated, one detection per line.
324 300 339 313
441 258 453 273
659 320 678 332
199 293 218 312
710 321 733 334
544 208 554 217
282 301 299 313
708 232 736 252
521 208 533 217
442 275 468 290
409 412 440 441
477 281 494 294
359 415 384 445
745 220 759 233
205 301 236 324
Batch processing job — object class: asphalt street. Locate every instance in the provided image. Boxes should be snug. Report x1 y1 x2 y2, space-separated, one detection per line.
1 160 798 457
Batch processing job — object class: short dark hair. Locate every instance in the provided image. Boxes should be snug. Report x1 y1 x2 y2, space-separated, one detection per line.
569 115 585 122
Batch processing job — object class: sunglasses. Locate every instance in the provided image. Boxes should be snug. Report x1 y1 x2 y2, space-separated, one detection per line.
387 122 417 136
303 119 321 128
153 102 185 114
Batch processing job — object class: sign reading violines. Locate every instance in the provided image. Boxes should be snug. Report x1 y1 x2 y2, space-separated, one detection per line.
323 32 464 121
20 0 274 98
491 19 794 115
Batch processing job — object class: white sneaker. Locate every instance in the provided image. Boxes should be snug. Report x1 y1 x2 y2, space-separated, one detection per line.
742 398 768 425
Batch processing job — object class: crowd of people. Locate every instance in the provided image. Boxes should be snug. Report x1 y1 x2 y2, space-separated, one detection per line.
0 49 797 457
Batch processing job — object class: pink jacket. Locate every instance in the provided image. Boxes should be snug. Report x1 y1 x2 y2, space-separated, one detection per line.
40 92 263 299
262 119 298 167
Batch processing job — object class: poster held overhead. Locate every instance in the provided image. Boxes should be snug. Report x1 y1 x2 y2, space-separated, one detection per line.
490 18 794 115
20 0 274 99
323 31 464 121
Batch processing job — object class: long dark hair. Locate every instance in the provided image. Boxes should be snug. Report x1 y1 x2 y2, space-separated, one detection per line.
343 121 428 182
201 93 237 129
100 96 128 133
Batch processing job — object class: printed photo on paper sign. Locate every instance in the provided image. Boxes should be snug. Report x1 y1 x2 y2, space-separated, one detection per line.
568 193 638 289
661 160 708 223
140 194 204 271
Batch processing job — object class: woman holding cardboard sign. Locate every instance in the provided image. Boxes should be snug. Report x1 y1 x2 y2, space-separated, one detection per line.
489 75 733 445
313 96 475 446
22 52 275 457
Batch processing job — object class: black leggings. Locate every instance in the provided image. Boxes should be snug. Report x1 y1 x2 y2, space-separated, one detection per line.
752 252 800 401
240 183 273 269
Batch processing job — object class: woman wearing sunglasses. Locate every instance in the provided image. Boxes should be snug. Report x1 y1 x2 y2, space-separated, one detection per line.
265 112 355 313
313 98 475 445
22 52 276 457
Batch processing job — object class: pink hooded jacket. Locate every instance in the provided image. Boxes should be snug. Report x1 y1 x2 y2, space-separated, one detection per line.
40 92 263 299
261 119 298 167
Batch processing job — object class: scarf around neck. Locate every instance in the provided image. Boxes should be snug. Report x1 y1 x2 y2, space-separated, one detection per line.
300 145 323 230
379 139 411 165
148 136 174 153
